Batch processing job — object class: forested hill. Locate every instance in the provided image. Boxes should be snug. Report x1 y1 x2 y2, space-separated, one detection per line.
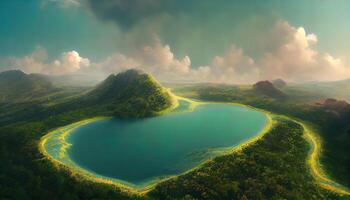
253 80 287 99
82 69 174 117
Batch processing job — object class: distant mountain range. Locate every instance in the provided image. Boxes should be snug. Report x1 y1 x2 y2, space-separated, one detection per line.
0 70 54 103
292 79 350 101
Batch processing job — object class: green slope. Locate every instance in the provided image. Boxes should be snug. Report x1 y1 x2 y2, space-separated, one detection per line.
0 70 53 103
83 69 174 118
253 80 287 99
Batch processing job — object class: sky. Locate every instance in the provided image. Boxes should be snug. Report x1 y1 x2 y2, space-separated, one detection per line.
0 0 350 83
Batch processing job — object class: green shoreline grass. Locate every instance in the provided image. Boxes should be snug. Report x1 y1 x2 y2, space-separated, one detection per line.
299 121 350 196
39 95 350 197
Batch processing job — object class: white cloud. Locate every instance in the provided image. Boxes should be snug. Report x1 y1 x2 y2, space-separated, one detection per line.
97 38 210 82
8 46 49 74
259 20 350 81
203 20 350 83
207 45 258 83
50 51 90 75
8 47 90 75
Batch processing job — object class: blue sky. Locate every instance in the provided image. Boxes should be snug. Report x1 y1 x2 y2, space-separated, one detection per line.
0 0 122 61
1 0 349 82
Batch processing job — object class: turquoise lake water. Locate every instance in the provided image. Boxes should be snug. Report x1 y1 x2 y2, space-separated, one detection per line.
66 103 267 188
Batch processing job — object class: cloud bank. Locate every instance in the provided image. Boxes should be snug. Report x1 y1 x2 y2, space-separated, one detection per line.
3 21 350 83
7 46 89 75
258 21 350 81
97 38 210 82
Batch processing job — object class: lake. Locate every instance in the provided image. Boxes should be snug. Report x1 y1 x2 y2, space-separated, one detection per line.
42 101 268 189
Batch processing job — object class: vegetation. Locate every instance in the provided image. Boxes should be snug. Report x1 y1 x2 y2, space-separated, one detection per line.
171 83 350 188
149 118 336 200
83 69 174 118
0 70 349 199
0 108 140 199
0 70 54 103
0 69 175 199
253 80 287 99
1 106 339 199
0 69 174 127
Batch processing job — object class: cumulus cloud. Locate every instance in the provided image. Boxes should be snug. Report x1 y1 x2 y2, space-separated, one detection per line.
207 45 258 83
94 43 259 83
50 51 90 75
8 46 49 74
7 47 90 75
259 20 350 81
202 20 350 83
97 38 210 82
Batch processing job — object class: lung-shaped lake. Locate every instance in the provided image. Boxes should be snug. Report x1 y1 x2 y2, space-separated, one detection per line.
43 103 268 189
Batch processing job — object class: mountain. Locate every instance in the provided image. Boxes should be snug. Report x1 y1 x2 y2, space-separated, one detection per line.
84 69 175 118
253 80 287 99
272 79 287 88
0 70 53 103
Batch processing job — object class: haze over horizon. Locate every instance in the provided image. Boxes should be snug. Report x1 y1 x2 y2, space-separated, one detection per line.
1 0 350 84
